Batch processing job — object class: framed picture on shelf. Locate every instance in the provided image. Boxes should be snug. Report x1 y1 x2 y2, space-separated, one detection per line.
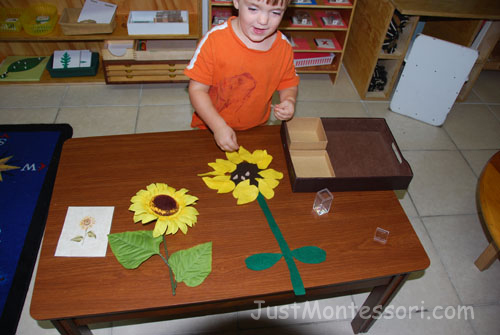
316 11 346 28
290 11 315 27
314 38 341 50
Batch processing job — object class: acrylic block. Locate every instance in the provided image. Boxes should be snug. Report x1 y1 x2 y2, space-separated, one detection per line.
313 188 333 215
374 227 389 244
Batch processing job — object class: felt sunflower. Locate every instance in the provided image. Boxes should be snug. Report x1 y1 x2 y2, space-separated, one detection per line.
129 183 199 237
199 146 283 205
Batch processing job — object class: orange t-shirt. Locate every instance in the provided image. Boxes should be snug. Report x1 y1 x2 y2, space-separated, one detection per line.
184 17 300 130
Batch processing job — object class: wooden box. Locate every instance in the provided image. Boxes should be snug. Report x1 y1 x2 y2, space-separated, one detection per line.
59 8 116 35
281 117 413 192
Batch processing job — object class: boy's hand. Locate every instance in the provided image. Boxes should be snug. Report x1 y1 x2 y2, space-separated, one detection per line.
213 124 239 152
273 97 295 121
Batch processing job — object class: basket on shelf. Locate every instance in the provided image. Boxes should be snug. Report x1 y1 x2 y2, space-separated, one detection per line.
0 8 24 32
293 52 335 68
20 3 57 36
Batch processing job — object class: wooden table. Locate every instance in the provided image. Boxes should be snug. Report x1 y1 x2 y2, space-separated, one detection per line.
30 126 429 334
474 151 500 271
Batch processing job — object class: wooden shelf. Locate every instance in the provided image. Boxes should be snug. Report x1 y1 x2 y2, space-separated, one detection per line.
0 0 202 84
343 0 419 100
208 0 356 85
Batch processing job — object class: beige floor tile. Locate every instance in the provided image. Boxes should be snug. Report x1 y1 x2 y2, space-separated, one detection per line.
444 104 500 149
468 305 500 335
422 215 500 306
461 149 498 177
366 102 456 150
140 83 190 105
136 105 193 133
298 68 360 102
295 101 368 118
461 89 483 103
471 70 500 103
62 85 141 106
404 150 478 216
0 85 66 108
111 312 237 335
489 104 500 119
394 190 418 218
55 106 137 137
0 108 58 124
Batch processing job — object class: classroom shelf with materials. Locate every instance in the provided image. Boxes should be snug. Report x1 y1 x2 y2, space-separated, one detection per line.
0 0 202 84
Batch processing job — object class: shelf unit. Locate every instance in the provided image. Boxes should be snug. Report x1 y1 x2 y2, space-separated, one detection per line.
343 0 418 100
344 0 500 101
0 0 202 84
208 0 357 85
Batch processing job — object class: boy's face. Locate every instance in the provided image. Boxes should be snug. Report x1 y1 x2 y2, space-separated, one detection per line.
233 0 287 47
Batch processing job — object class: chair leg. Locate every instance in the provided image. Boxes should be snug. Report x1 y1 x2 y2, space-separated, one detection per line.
474 242 500 271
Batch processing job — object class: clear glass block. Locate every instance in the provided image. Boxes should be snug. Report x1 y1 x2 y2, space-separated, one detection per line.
313 188 333 215
374 227 390 244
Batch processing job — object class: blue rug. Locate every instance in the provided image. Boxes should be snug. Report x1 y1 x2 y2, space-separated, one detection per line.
0 124 72 335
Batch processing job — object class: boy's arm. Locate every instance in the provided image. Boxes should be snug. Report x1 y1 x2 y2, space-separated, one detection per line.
274 85 298 120
188 79 239 152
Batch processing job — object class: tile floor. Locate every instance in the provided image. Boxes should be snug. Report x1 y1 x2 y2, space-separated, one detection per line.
2 67 500 335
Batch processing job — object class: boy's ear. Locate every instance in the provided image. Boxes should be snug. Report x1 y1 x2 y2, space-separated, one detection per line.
233 0 240 10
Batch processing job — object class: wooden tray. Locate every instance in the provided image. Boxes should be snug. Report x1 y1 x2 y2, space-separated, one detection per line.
281 117 413 192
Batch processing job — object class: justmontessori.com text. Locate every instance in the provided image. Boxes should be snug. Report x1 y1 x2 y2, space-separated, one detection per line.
250 300 474 321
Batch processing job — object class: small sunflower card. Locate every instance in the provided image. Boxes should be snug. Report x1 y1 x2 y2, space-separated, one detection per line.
55 206 114 257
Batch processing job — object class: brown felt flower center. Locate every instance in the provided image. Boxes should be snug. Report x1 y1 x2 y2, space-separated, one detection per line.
150 195 179 216
231 162 260 186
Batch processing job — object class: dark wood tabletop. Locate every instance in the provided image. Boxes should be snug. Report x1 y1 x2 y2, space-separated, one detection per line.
30 125 429 334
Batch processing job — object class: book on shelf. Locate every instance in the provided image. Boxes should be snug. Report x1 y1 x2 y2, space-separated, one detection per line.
314 37 341 50
212 8 232 26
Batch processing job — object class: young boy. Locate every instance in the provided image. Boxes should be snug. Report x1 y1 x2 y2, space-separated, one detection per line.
184 0 299 151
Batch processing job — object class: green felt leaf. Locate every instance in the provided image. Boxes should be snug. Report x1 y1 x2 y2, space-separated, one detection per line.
168 242 212 287
108 230 162 269
7 57 46 73
245 252 283 271
292 246 326 264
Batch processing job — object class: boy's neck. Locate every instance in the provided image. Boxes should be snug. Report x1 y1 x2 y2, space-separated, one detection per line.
231 17 278 51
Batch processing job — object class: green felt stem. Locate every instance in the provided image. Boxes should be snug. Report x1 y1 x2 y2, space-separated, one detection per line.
160 235 177 296
257 193 305 296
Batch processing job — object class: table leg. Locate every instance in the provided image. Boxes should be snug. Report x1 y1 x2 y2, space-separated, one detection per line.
351 273 409 334
52 319 92 335
474 241 500 271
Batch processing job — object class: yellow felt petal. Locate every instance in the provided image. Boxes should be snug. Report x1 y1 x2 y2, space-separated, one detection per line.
258 168 283 180
233 180 259 205
253 150 273 169
209 159 236 174
238 146 254 163
198 171 224 177
257 178 275 199
202 176 235 193
226 150 244 164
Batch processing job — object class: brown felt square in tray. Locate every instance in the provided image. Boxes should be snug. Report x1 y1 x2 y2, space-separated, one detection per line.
281 117 413 192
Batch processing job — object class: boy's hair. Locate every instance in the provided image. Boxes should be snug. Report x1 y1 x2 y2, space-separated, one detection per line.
264 0 292 7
